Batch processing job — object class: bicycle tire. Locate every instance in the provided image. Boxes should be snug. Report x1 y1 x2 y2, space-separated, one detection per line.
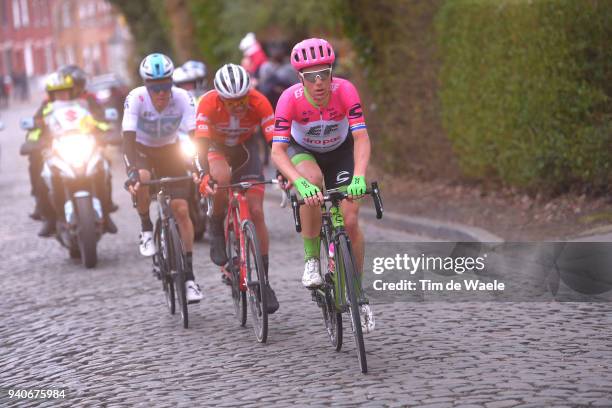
226 213 246 326
243 220 268 343
320 234 342 351
338 235 367 374
155 218 175 315
169 218 188 329
74 195 98 268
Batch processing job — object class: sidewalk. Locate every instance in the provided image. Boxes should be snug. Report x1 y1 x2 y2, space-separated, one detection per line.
371 171 612 242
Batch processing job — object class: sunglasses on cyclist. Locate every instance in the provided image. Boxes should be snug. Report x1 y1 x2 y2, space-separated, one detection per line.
300 67 332 83
222 96 249 108
146 82 173 93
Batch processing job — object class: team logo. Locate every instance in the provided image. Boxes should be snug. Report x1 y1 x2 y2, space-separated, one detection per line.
275 117 290 132
64 109 78 122
348 103 363 119
336 171 350 184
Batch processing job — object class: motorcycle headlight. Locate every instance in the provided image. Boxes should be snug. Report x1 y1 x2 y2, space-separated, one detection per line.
53 134 96 167
180 137 196 158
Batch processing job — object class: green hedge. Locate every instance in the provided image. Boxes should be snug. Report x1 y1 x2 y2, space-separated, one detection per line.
437 0 612 190
335 0 458 179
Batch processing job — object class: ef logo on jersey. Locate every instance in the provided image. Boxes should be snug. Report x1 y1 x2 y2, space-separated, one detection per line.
336 171 350 184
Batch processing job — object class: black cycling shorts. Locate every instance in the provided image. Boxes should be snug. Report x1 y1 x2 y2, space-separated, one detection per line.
287 132 354 190
134 142 191 199
208 136 265 185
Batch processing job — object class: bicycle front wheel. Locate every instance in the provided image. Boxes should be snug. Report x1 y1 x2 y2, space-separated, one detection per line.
243 221 268 343
169 218 188 329
320 234 342 351
338 235 367 374
156 218 175 315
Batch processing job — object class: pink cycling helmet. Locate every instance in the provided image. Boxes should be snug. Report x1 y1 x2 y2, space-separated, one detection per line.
290 38 335 71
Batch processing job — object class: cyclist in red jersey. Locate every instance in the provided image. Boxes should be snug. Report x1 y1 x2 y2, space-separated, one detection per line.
195 63 279 314
271 38 374 332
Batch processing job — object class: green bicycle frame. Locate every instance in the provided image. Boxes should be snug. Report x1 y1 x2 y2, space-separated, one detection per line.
317 203 360 312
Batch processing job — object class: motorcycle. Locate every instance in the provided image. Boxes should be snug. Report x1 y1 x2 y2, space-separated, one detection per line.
21 101 117 268
178 133 207 241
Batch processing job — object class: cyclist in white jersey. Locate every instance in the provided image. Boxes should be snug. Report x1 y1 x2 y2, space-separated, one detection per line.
122 53 203 303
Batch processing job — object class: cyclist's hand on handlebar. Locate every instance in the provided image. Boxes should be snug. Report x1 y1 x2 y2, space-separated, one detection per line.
125 170 140 195
295 177 323 206
276 170 292 190
347 175 367 200
192 171 201 184
199 174 217 196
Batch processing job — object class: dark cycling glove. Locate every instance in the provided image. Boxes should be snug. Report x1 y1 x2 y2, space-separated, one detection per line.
124 169 140 190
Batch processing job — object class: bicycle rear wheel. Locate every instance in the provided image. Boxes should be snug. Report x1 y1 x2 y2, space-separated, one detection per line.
169 218 188 329
226 213 246 326
243 221 268 343
320 234 342 351
338 235 367 374
155 218 175 314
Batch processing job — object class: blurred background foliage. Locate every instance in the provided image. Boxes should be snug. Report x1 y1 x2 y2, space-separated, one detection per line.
437 0 612 192
112 0 612 194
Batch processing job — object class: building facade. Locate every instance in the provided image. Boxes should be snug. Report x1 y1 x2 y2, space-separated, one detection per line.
0 0 131 84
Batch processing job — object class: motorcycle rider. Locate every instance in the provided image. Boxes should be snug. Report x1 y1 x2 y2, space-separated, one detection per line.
25 65 118 236
41 71 117 234
59 64 119 213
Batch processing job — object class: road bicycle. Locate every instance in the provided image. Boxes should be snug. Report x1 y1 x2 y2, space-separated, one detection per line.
212 179 287 343
290 182 383 373
140 175 194 329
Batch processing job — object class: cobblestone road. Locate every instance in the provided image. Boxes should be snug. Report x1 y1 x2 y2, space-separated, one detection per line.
1 104 611 407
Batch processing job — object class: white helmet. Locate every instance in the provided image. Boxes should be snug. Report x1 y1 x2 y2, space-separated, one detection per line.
139 53 174 81
182 60 207 80
214 63 250 99
172 66 190 84
239 33 257 53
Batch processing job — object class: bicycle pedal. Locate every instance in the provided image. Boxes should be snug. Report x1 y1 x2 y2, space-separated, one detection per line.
152 268 161 280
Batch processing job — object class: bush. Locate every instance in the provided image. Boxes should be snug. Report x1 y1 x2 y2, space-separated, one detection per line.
336 0 459 180
437 0 612 191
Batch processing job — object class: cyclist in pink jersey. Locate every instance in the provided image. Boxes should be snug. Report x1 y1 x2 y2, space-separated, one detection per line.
271 38 374 333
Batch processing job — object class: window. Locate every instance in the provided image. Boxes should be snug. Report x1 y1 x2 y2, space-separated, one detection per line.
19 0 28 26
1 0 10 28
12 0 20 28
66 45 75 64
78 1 86 20
31 0 38 27
62 1 70 28
44 44 53 72
41 0 48 26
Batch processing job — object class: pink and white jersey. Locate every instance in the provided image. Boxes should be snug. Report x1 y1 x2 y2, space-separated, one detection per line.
273 77 366 153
